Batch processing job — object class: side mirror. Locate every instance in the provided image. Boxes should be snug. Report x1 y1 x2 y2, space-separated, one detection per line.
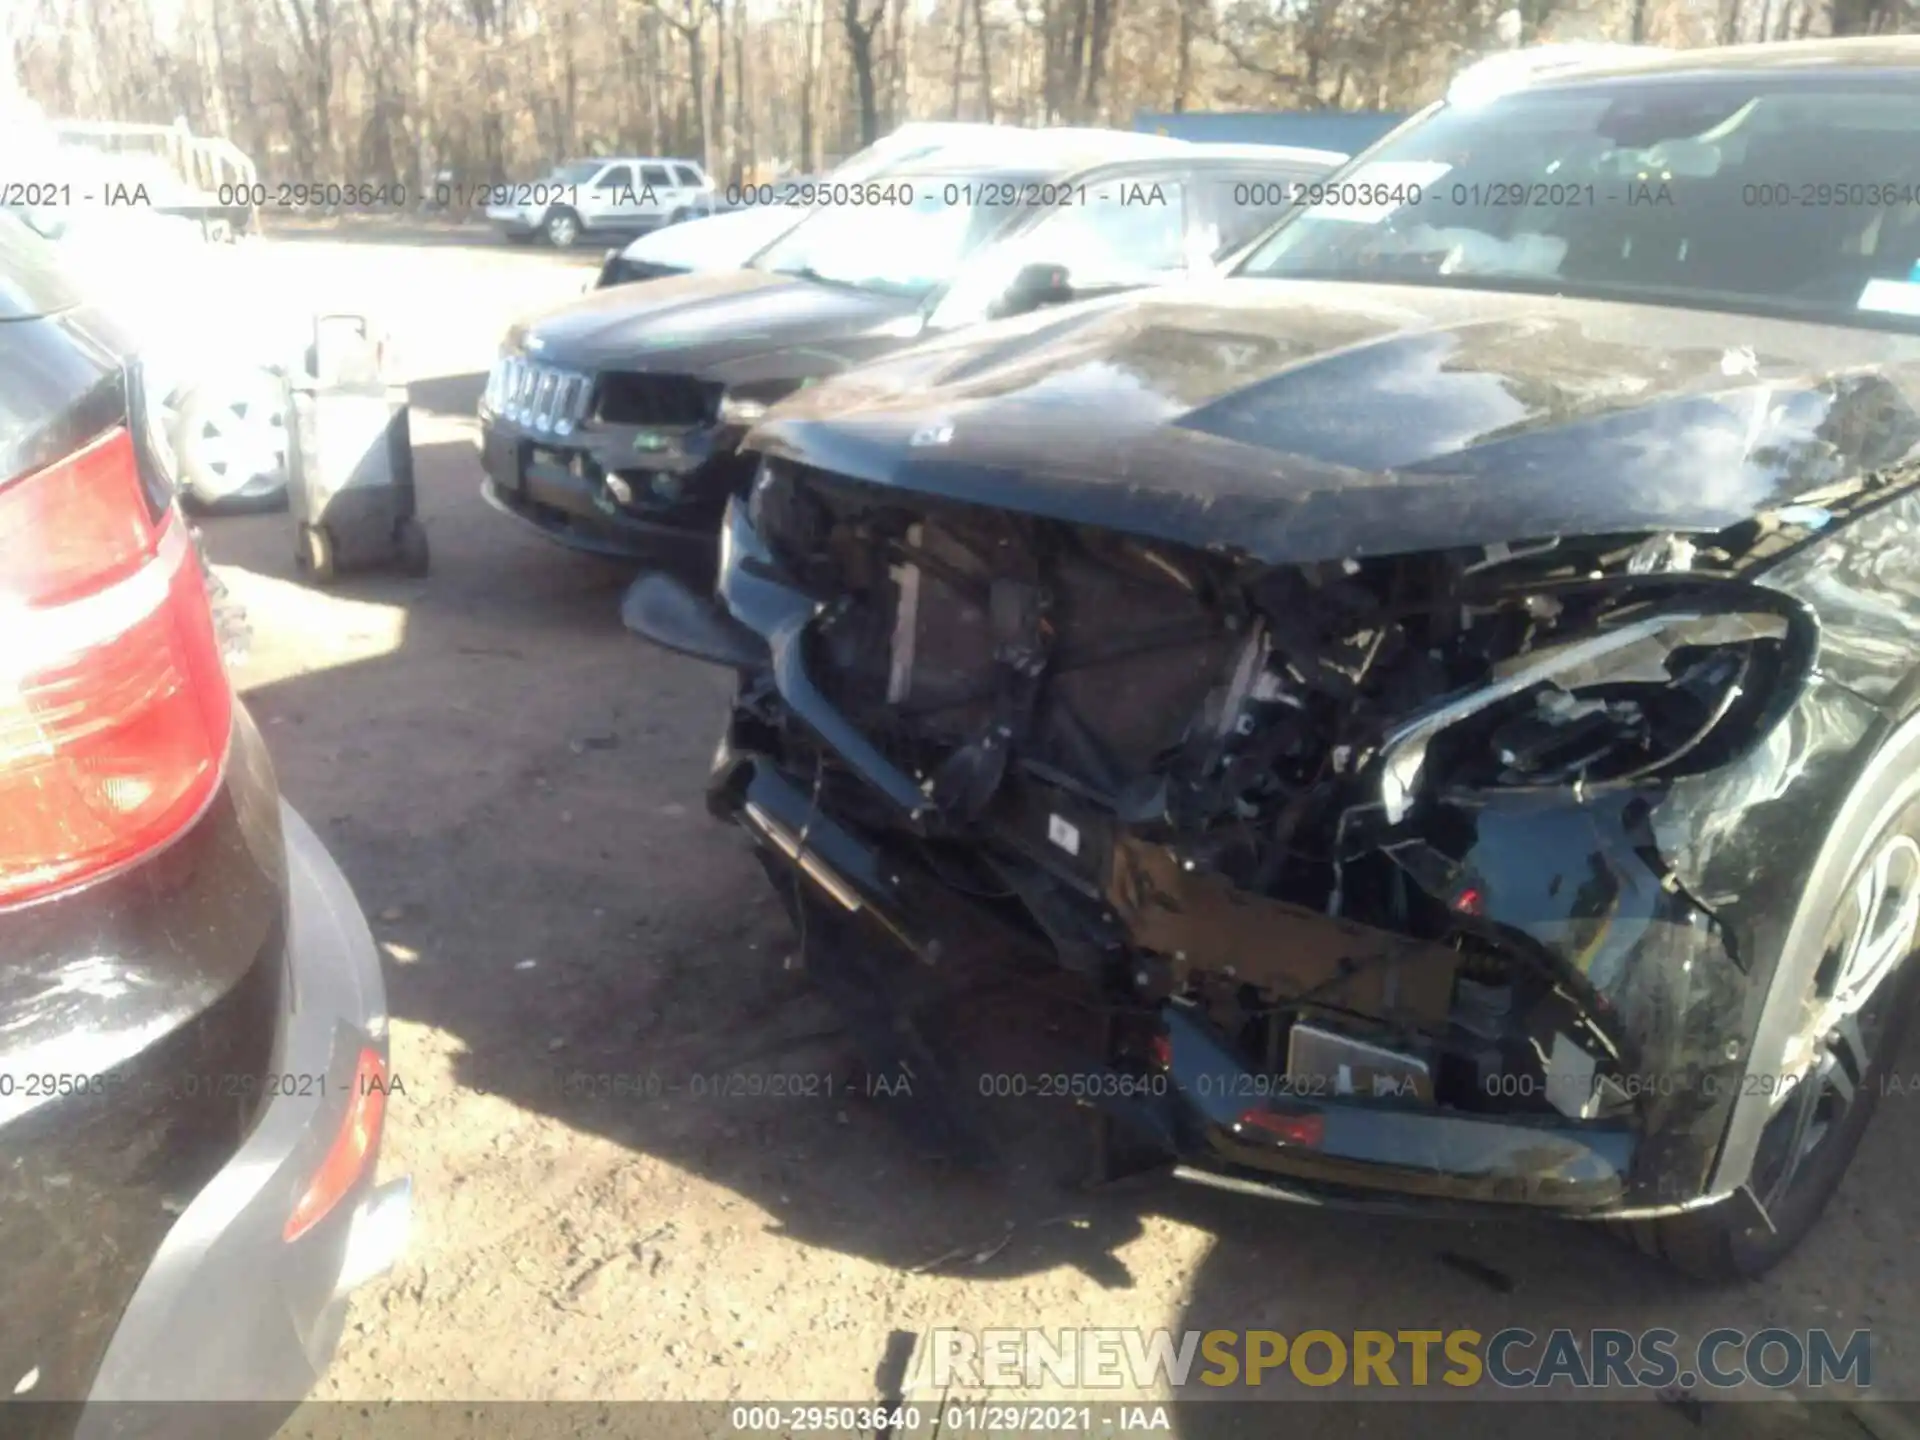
995 262 1074 319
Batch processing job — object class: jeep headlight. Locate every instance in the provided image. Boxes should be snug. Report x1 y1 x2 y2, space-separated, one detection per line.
718 380 806 430
718 392 770 427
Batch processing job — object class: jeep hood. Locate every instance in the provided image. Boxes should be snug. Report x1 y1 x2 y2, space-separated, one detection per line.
510 267 922 378
617 208 800 271
747 278 1920 565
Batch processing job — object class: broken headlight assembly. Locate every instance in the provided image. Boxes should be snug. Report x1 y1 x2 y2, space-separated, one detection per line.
1378 597 1816 822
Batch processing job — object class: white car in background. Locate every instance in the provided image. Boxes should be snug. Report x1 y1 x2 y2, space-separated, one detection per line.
593 121 1206 289
486 157 716 249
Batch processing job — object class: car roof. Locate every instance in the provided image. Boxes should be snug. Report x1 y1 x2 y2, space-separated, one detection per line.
1173 141 1349 167
1482 35 1920 93
882 139 1354 190
920 128 1195 168
570 156 705 167
880 136 1201 183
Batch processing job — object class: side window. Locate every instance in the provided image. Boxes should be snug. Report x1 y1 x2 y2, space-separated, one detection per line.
1204 171 1321 262
595 164 633 191
1014 179 1188 287
639 163 673 189
670 164 704 188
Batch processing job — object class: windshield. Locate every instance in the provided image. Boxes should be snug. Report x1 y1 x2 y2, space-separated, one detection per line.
550 161 603 184
1236 76 1920 331
752 182 1011 298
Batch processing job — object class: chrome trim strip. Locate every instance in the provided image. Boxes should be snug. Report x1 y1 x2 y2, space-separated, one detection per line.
743 801 864 912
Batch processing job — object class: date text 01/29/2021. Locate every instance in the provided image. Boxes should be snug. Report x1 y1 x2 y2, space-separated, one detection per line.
725 1405 1130 1435
0 1069 409 1103
553 1069 911 1100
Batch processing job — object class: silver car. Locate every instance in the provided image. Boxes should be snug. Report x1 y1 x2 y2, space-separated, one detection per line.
487 157 716 248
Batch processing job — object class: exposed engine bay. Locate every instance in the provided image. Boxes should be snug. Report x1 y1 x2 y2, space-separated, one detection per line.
741 459 1819 1135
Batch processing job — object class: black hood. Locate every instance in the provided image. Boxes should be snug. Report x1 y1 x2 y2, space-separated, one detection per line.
510 267 924 385
747 278 1920 565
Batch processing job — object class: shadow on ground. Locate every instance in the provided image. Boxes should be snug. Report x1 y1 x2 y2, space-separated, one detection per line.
203 428 1917 1433
409 372 488 418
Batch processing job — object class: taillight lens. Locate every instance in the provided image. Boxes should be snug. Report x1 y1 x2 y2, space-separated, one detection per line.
285 1047 388 1241
0 426 233 906
1235 1107 1325 1147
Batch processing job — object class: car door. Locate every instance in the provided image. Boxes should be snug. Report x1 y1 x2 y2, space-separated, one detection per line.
668 163 713 218
579 163 634 233
632 163 676 229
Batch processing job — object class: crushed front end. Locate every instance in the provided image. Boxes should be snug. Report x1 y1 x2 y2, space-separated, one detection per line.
650 457 1827 1218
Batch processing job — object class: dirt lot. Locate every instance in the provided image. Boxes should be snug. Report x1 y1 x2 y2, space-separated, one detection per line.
202 230 1919 1435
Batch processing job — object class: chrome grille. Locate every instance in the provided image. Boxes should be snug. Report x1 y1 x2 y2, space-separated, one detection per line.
485 355 593 436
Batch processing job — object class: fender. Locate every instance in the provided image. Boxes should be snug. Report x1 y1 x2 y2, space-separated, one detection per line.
1708 701 1920 1195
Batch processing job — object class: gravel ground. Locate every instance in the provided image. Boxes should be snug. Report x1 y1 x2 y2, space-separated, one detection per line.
193 230 1920 1436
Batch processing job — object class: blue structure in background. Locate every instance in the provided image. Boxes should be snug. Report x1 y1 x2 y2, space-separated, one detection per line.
1132 110 1410 155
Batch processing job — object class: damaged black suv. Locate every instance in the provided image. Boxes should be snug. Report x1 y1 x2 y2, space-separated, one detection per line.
628 38 1920 1280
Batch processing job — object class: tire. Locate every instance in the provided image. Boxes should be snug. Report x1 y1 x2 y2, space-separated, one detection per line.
395 517 431 577
1620 797 1920 1281
668 207 689 226
173 369 290 509
297 522 338 585
543 207 582 249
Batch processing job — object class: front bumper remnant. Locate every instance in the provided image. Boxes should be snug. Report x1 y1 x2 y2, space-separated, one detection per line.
633 495 1773 1223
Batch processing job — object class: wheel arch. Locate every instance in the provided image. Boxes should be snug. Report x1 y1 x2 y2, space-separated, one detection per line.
1707 700 1920 1194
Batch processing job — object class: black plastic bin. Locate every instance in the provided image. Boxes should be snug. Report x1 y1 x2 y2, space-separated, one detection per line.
285 314 430 584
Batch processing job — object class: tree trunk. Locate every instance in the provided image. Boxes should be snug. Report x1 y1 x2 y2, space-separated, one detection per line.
844 0 880 146
644 9 663 154
1172 0 1194 113
562 8 579 157
1064 0 1087 121
950 0 968 116
800 0 821 170
1081 0 1113 121
684 0 710 173
886 0 907 129
711 0 728 177
972 0 993 121
1829 0 1891 30
732 0 748 183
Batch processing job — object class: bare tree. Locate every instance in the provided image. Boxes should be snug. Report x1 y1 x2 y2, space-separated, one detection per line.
842 0 884 144
647 0 711 169
15 0 1907 200
972 0 994 118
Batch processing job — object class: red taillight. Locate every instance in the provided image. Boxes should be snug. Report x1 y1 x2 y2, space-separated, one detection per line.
1236 1107 1326 1147
285 1047 389 1242
1148 1033 1172 1069
0 426 233 907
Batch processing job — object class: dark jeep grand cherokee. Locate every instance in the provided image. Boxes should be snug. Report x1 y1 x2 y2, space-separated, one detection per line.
477 141 1343 566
